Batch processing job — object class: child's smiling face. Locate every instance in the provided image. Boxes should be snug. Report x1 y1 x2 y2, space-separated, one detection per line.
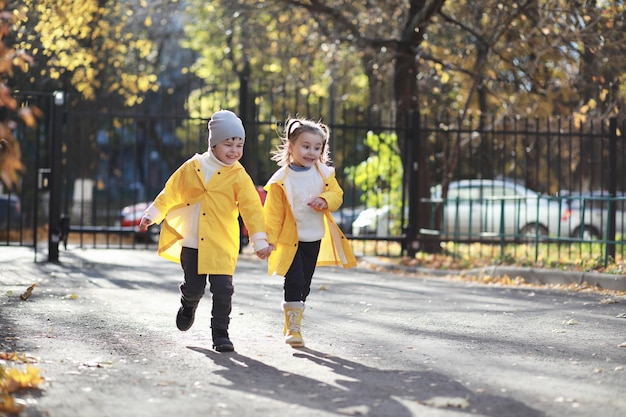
289 131 325 167
212 137 244 165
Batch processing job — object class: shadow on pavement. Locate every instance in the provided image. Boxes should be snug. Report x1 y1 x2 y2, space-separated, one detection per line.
187 346 546 417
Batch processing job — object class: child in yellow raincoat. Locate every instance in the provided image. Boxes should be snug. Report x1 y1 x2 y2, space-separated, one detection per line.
264 117 356 348
139 110 272 352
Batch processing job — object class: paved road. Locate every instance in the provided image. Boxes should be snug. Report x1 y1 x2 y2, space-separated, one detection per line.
1 247 625 417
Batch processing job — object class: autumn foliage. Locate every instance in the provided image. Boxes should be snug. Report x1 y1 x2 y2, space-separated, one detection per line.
0 351 44 414
0 1 39 190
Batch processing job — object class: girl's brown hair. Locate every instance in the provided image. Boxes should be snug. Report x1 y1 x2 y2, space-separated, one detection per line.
271 117 332 167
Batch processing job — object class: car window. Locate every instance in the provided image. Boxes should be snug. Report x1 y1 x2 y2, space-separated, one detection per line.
481 184 519 198
448 187 480 200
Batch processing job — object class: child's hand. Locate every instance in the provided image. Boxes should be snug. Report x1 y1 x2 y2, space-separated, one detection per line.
255 246 272 260
307 197 328 211
138 216 151 232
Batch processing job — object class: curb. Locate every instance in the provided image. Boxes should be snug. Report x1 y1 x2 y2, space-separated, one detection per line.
359 256 626 292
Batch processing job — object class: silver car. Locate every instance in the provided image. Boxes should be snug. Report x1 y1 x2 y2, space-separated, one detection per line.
429 179 568 241
561 191 626 240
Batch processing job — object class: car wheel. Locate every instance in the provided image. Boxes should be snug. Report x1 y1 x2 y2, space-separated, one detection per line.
572 225 601 240
519 223 549 239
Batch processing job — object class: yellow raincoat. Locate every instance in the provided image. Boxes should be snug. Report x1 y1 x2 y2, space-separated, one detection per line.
152 153 265 275
264 162 357 277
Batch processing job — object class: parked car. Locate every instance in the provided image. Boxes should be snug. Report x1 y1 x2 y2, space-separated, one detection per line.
431 179 569 241
0 193 21 229
352 205 398 236
352 179 570 241
560 191 626 240
120 201 161 243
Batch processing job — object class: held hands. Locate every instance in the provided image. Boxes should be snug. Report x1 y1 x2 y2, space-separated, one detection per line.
138 216 151 232
307 197 328 211
255 244 275 260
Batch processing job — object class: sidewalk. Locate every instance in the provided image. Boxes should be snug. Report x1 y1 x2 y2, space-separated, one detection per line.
2 245 625 291
2 245 626 417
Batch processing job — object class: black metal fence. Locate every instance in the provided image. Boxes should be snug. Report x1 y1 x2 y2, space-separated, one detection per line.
3 85 626 267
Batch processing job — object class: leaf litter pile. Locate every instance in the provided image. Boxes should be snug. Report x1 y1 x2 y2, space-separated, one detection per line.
0 351 44 414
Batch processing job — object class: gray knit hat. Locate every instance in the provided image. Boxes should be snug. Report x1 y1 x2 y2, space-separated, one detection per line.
208 110 246 147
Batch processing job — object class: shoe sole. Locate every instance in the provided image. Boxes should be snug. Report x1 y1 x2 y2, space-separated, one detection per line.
176 321 194 331
176 322 193 331
286 340 305 348
214 344 235 352
176 307 195 331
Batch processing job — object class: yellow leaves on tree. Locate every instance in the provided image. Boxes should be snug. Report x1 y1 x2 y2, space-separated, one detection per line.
0 128 23 191
18 0 159 104
0 2 42 190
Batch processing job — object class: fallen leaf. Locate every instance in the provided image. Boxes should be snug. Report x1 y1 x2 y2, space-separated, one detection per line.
0 393 25 414
1 366 44 392
0 352 36 363
19 283 39 301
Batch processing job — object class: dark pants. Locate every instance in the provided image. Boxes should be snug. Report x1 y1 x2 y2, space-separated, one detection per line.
180 247 233 330
284 240 321 302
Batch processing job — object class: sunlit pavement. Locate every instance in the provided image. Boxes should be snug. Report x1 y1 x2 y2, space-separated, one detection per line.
2 246 625 417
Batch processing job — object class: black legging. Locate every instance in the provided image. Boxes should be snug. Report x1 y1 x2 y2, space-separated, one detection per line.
283 240 321 302
180 247 234 330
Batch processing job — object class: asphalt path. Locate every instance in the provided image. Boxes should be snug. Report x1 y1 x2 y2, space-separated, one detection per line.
1 247 625 417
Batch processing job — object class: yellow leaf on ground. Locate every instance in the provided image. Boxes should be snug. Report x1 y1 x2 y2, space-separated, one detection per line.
0 393 25 413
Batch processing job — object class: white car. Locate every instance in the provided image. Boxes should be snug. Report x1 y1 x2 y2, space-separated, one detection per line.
351 205 394 236
561 191 626 240
430 179 567 241
352 179 570 241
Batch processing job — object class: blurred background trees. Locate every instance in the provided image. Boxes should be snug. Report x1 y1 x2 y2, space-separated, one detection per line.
0 1 35 190
2 0 625 192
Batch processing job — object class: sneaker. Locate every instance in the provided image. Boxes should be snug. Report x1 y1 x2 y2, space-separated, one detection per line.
212 328 234 352
176 305 196 331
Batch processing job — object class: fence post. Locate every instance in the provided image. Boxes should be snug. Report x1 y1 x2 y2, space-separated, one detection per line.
47 91 65 262
405 110 420 257
238 72 258 181
606 118 617 263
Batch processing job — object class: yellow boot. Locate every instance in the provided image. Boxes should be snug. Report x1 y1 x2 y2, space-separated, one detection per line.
282 301 305 347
